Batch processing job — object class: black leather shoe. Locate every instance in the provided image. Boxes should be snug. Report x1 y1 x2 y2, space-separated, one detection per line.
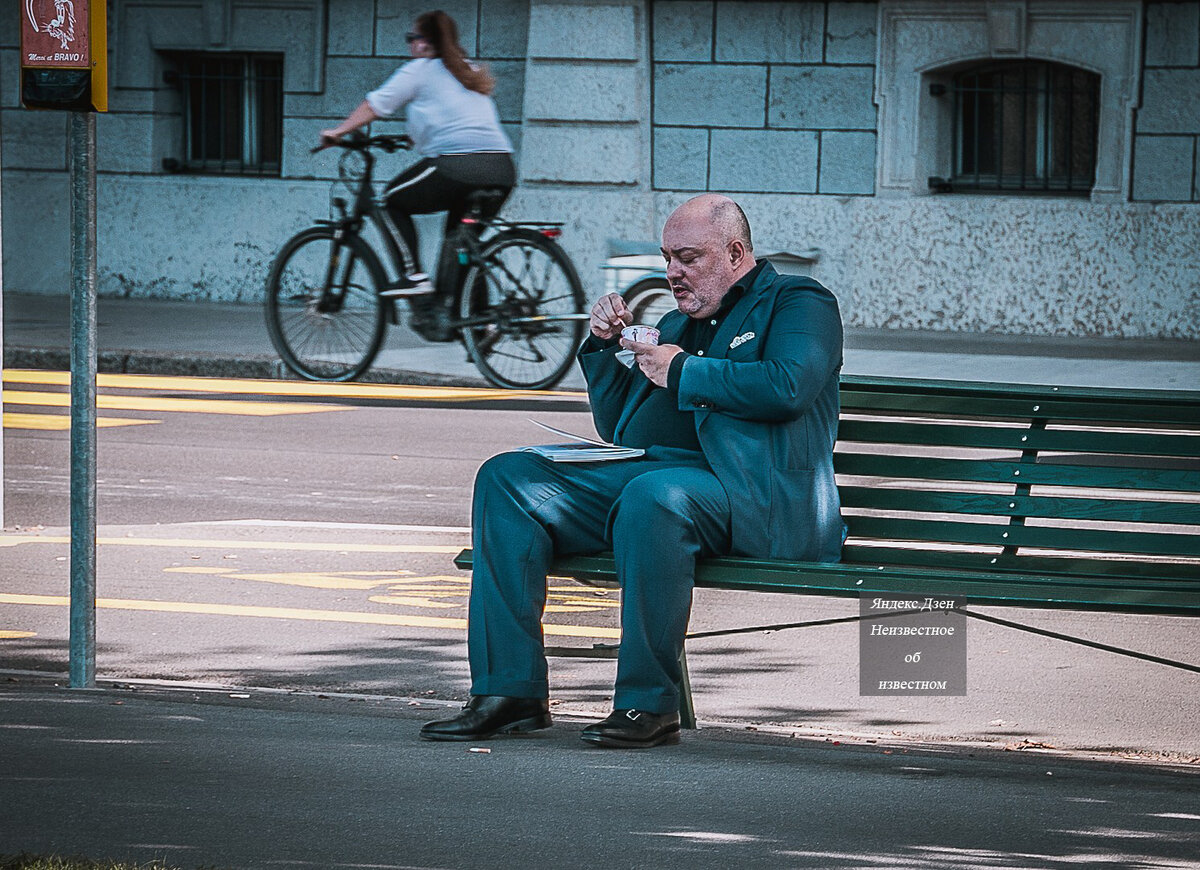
419 695 551 742
580 709 681 748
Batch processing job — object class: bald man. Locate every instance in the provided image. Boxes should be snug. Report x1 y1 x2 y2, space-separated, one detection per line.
421 194 845 748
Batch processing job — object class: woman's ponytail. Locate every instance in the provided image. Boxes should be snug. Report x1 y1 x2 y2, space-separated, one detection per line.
416 10 495 95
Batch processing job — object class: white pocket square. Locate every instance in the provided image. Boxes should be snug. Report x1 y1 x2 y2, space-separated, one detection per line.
729 331 756 350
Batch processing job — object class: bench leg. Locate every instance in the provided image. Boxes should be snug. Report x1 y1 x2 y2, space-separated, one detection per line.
677 646 696 729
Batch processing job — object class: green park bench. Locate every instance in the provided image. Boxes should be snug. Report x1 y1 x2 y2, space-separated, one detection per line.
455 375 1200 726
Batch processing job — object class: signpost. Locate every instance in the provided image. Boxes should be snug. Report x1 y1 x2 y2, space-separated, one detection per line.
21 0 107 688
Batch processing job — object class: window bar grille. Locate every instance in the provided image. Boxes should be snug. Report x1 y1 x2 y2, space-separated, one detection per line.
1066 69 1075 191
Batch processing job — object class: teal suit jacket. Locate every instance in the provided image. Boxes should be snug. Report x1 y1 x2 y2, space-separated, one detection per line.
579 262 844 562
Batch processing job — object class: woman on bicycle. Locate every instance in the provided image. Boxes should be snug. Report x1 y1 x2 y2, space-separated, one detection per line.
319 9 516 319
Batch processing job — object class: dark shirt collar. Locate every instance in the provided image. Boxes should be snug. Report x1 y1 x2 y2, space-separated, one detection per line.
733 260 767 294
706 260 764 319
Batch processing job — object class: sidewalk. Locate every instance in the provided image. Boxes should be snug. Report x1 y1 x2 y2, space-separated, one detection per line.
3 673 1199 870
3 291 1198 389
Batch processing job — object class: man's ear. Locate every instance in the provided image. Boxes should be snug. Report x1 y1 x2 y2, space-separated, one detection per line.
729 240 747 267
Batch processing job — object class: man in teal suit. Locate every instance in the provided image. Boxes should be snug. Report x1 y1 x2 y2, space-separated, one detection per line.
422 194 844 747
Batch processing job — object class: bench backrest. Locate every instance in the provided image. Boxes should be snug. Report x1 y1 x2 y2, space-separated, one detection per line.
835 376 1200 586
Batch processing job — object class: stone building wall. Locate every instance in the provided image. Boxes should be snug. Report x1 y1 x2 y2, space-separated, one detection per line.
1 0 1198 339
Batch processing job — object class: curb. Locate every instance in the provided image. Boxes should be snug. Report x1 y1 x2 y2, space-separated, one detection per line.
3 345 493 389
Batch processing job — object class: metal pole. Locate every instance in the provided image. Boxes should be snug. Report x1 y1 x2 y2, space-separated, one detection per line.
69 110 98 689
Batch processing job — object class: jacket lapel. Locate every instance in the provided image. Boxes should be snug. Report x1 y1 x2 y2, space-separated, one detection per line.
708 261 776 360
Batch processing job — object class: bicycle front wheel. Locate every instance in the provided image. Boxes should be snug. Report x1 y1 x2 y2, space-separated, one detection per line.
265 226 387 382
458 229 586 390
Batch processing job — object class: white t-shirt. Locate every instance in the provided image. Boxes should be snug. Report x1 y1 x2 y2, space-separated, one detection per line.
366 58 513 158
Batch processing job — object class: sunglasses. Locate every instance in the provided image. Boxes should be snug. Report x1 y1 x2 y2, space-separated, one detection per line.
405 31 422 43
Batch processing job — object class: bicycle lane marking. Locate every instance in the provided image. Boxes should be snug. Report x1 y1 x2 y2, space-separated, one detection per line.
0 594 619 640
0 533 621 640
2 370 586 402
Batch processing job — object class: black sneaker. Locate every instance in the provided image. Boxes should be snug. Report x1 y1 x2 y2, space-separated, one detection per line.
380 272 434 298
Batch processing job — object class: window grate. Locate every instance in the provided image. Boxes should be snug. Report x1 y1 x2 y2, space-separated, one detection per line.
951 61 1099 195
168 53 283 177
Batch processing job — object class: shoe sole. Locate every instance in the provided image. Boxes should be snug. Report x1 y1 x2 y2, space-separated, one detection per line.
579 728 681 749
419 714 552 742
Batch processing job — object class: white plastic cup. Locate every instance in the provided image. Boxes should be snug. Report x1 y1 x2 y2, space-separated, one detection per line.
621 325 661 345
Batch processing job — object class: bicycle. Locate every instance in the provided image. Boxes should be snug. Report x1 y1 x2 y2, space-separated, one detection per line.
264 133 587 390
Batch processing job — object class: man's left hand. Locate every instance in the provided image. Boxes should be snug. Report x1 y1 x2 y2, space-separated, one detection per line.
621 339 682 387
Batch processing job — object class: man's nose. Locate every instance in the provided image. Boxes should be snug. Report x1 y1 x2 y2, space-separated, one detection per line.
666 260 683 282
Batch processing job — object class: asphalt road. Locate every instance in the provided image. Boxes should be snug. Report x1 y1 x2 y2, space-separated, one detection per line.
4 681 1200 870
2 371 1198 760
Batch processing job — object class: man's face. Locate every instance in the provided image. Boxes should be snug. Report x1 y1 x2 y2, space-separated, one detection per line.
660 213 739 319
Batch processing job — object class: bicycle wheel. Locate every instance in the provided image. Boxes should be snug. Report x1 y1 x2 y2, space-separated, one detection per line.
458 229 586 390
265 226 387 382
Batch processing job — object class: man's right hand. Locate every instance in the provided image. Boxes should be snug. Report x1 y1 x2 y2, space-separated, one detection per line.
590 293 634 340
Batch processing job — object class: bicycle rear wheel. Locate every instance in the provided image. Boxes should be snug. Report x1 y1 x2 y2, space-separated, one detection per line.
265 226 387 382
458 229 586 390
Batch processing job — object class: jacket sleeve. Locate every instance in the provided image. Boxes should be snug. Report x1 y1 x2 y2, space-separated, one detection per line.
676 286 842 422
577 337 637 443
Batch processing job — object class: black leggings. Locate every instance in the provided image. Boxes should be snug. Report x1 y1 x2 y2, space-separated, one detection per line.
383 152 517 275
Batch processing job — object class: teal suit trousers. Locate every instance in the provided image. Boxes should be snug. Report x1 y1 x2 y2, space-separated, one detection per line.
467 449 731 713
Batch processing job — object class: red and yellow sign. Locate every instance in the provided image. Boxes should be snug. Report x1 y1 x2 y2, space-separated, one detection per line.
22 0 91 68
20 0 106 110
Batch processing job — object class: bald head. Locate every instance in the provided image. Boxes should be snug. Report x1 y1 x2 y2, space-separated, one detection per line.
660 195 757 319
664 194 753 253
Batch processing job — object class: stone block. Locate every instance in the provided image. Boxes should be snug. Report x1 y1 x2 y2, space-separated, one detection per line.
1138 70 1200 134
328 0 377 56
1132 135 1196 202
826 2 878 64
653 127 709 190
480 0 531 59
1145 2 1200 67
653 64 766 127
526 61 638 122
818 130 875 194
489 60 527 124
2 49 19 109
0 6 18 47
375 1 478 56
520 123 639 184
653 1 714 62
285 57 402 118
708 129 817 192
228 2 326 93
769 65 876 130
529 4 638 61
96 113 162 174
715 1 823 63
114 2 208 90
1 108 68 170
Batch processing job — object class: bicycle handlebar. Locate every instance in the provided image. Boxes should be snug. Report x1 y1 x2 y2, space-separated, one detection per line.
310 133 413 155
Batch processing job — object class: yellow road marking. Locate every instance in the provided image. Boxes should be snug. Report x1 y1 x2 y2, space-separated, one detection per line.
0 593 619 639
0 535 461 554
3 369 583 401
4 412 161 430
0 630 37 639
3 389 348 417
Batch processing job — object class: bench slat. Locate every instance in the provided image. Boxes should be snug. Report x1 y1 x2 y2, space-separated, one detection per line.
844 516 1200 557
835 453 1200 492
839 391 1200 426
453 549 1200 614
837 419 1200 459
840 544 1200 581
837 486 1200 525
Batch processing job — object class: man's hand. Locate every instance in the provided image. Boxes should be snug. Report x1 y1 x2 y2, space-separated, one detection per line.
589 293 633 339
622 339 682 387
